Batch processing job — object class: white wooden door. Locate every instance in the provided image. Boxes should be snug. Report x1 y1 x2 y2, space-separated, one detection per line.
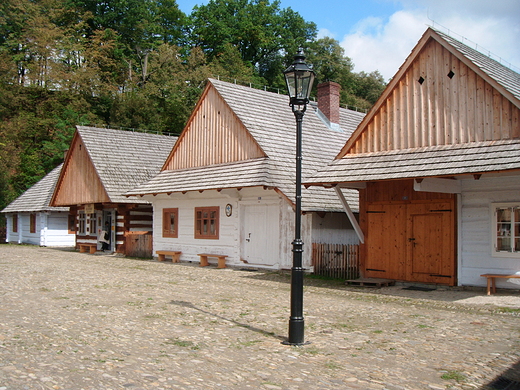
241 204 279 266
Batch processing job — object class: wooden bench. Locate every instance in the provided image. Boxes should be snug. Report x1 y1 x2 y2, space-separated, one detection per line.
79 244 97 254
481 273 520 295
198 253 228 269
156 250 182 263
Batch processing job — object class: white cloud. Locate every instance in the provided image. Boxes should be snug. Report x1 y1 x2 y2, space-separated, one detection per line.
340 3 520 81
317 28 336 39
340 11 427 80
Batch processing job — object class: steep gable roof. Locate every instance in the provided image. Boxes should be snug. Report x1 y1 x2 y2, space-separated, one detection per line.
163 85 266 170
2 164 68 213
306 28 520 187
337 27 520 158
128 78 365 211
52 126 177 206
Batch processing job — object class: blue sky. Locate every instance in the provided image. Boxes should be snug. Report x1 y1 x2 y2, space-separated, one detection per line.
176 0 520 81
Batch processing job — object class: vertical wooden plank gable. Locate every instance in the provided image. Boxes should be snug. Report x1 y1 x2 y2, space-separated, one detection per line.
51 132 110 206
163 84 266 171
337 34 520 157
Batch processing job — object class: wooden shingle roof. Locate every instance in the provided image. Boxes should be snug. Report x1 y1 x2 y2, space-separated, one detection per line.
51 126 178 206
309 139 520 185
76 126 178 203
127 79 365 212
435 30 520 103
2 164 68 213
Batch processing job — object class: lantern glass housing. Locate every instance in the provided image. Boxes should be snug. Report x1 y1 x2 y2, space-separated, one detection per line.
283 49 315 107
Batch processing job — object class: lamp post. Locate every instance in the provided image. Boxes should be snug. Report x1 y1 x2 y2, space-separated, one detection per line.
282 49 315 345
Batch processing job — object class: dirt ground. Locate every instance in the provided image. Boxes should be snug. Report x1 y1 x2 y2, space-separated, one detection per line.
0 244 519 390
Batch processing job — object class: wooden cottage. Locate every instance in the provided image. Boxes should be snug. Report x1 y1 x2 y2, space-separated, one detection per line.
306 28 520 289
126 78 365 269
2 163 75 247
50 126 177 256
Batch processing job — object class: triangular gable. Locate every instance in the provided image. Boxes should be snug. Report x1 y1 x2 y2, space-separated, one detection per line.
337 28 520 158
163 81 266 171
50 131 110 206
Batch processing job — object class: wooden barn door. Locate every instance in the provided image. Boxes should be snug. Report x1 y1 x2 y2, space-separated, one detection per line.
365 204 407 280
364 200 455 285
406 202 455 285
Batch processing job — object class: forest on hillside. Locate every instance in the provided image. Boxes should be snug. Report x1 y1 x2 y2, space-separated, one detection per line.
0 0 387 217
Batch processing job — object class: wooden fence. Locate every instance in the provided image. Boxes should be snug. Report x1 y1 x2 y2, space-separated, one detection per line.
125 231 153 258
312 243 360 280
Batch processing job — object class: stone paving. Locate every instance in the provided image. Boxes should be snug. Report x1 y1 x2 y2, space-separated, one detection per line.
0 245 519 390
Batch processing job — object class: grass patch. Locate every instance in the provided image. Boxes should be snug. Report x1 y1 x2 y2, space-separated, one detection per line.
163 337 200 350
441 370 466 383
496 307 520 313
417 324 433 329
325 360 342 370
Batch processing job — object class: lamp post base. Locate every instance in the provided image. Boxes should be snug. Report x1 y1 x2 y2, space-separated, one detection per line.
282 319 311 345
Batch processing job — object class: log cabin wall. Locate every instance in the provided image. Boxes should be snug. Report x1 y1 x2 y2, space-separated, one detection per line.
349 38 520 155
115 204 153 254
164 86 265 170
75 205 102 249
73 204 153 254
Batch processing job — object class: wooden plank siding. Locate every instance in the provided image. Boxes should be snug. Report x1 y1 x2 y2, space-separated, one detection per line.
359 179 456 285
52 133 109 206
164 87 266 170
345 39 520 155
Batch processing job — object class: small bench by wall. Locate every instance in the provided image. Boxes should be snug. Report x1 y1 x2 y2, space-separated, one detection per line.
197 253 228 269
156 250 182 263
79 244 97 254
481 273 520 295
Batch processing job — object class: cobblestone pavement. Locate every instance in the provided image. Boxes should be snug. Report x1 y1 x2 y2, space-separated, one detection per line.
1 245 519 390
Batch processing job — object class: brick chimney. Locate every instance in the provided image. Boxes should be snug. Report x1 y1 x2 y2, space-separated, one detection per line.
317 81 341 125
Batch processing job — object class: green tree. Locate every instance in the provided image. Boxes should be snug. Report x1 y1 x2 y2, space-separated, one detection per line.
189 0 316 84
306 36 386 110
66 0 187 83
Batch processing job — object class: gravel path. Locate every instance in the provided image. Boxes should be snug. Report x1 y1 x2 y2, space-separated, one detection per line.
0 245 519 390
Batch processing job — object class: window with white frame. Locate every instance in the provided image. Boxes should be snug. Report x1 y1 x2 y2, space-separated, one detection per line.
493 204 520 255
78 212 86 235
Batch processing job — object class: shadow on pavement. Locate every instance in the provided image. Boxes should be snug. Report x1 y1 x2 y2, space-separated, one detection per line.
481 358 520 389
236 270 520 308
168 299 286 342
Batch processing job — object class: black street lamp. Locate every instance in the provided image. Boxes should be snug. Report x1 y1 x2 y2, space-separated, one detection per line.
282 49 316 346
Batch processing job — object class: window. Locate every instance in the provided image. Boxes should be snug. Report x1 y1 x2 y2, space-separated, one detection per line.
78 212 86 235
30 214 36 233
163 208 178 238
12 215 18 233
89 213 96 235
195 207 219 239
494 204 520 255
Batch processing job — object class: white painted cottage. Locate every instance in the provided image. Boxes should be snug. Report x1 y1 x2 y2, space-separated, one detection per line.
126 78 365 269
2 164 75 247
306 28 520 290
